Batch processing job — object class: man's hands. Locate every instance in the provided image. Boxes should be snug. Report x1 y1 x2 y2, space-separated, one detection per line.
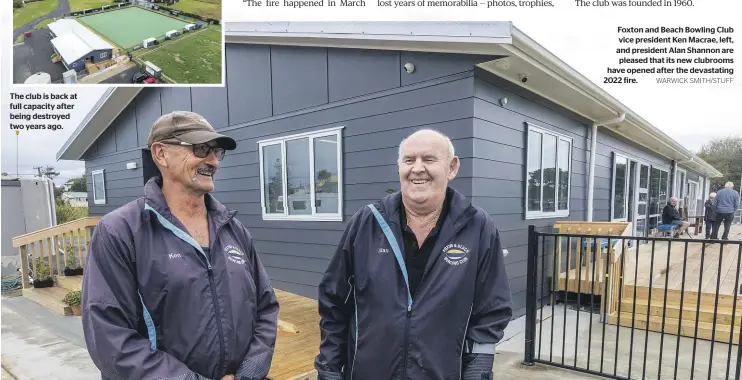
221 375 234 380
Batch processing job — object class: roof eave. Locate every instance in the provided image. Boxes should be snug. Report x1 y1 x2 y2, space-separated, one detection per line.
57 87 142 161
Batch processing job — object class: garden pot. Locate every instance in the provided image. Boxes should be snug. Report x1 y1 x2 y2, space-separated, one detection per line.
64 267 84 276
70 305 82 316
33 278 54 288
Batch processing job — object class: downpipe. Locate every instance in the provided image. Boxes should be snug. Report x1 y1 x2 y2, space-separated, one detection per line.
587 112 626 223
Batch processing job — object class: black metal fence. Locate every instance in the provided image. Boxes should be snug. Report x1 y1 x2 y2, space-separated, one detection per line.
522 225 742 379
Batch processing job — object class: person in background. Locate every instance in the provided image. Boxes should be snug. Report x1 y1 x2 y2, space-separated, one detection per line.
712 181 741 240
662 197 689 238
704 192 717 239
314 129 513 380
81 111 278 380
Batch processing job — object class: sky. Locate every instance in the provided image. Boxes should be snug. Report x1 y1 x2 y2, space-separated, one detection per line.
2 3 740 187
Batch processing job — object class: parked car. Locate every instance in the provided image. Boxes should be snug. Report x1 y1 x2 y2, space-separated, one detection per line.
132 72 149 83
143 77 160 84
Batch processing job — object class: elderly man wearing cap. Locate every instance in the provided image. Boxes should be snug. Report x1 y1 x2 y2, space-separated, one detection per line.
81 111 279 380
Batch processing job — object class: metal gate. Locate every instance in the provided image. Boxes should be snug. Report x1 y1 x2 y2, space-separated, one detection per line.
522 225 742 379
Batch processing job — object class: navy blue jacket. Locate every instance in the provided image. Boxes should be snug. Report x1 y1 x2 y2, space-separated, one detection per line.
314 187 513 379
81 177 278 380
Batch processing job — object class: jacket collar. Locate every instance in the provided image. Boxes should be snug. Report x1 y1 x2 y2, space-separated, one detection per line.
143 176 236 227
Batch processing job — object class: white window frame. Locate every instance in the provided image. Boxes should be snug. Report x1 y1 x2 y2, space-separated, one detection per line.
610 153 631 222
674 167 687 199
100 52 108 58
524 123 572 220
258 126 344 222
91 169 106 205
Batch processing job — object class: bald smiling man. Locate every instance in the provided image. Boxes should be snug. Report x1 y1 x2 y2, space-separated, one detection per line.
314 129 513 380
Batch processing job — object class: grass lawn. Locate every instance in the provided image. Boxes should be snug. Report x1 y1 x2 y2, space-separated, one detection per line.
34 18 56 29
136 26 222 84
13 0 59 29
69 0 115 12
78 7 188 48
169 0 221 20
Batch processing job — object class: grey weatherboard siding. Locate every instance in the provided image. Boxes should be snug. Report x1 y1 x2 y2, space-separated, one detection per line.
81 42 686 318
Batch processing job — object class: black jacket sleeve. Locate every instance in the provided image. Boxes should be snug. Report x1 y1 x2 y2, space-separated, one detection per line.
314 210 360 378
461 215 513 378
465 215 513 352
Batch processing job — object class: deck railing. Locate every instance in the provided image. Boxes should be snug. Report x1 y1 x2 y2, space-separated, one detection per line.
12 217 101 289
524 223 742 380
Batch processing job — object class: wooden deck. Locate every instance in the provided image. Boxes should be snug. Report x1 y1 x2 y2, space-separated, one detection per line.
557 222 742 344
621 235 742 297
270 289 320 380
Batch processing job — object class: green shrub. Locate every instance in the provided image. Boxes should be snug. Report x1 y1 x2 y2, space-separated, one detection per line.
56 200 88 224
62 290 82 306
65 245 80 269
35 258 51 280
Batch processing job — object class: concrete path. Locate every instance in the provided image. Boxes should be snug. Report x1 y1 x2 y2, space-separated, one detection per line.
1 298 98 379
12 0 71 42
492 307 603 379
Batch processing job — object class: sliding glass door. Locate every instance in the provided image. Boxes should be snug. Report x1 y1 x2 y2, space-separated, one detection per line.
648 167 669 233
612 153 668 237
635 163 650 237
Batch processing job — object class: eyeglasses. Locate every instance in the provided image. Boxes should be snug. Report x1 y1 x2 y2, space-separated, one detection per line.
159 140 226 161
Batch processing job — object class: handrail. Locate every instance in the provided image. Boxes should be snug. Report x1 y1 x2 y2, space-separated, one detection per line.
12 216 101 290
12 217 101 248
611 222 634 264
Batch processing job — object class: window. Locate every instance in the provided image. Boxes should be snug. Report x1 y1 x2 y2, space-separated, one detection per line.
92 169 106 204
525 123 572 219
612 154 629 221
648 167 669 229
100 52 108 58
675 167 687 203
258 126 344 221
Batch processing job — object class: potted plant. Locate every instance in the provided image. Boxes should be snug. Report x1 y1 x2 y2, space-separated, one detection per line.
63 246 83 276
32 258 54 288
62 290 82 316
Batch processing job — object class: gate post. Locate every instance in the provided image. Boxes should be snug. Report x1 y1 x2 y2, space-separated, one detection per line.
522 225 537 366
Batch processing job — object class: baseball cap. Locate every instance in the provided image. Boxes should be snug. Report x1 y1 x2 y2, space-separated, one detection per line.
147 111 237 150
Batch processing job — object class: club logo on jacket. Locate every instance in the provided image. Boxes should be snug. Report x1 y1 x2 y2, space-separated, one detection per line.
225 245 245 265
443 244 469 266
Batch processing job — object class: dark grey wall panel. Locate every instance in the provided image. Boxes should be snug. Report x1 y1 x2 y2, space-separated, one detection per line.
86 149 141 168
328 48 400 102
226 44 273 125
400 51 493 86
271 46 329 114
160 88 192 114
114 109 138 151
225 75 474 142
97 122 117 155
135 91 161 146
191 87 229 130
85 150 146 217
685 169 700 182
596 129 671 170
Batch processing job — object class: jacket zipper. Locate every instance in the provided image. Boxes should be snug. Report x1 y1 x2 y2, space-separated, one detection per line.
401 211 474 379
205 262 225 377
402 304 411 379
201 218 231 378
